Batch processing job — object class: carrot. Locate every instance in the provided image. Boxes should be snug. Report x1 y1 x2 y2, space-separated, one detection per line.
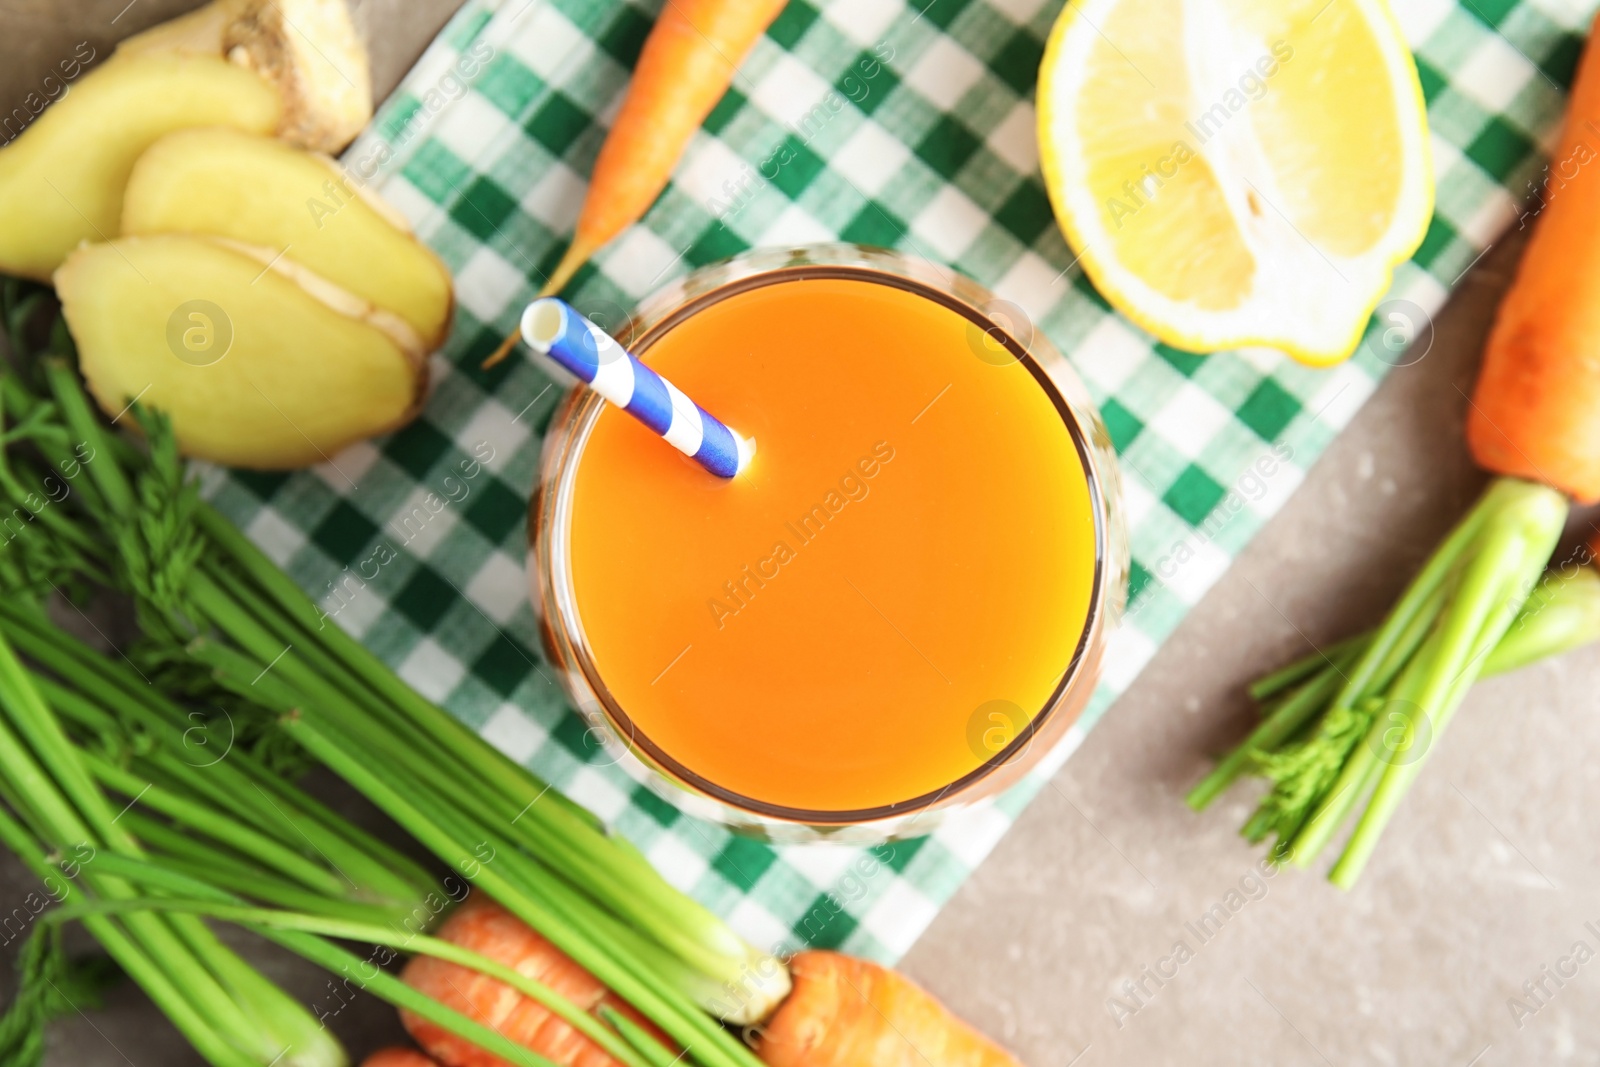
362 1049 443 1067
550 0 786 292
485 0 786 367
399 895 670 1067
1467 13 1600 502
409 901 1026 1067
756 951 1024 1067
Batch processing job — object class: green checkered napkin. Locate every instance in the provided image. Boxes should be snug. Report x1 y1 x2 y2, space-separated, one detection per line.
200 0 1587 963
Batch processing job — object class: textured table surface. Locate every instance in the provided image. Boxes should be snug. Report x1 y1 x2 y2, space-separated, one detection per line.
3 1 1599 1064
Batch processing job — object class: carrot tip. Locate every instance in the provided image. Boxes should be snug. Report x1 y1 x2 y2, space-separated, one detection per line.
480 327 522 370
481 237 599 370
539 237 598 300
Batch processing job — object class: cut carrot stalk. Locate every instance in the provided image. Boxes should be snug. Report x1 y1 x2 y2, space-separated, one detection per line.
756 951 1024 1067
400 895 674 1067
1468 14 1600 502
483 0 787 368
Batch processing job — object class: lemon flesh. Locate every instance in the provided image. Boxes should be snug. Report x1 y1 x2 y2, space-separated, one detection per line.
1039 0 1433 365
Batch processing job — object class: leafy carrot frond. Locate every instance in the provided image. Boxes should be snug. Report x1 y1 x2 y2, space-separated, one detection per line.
118 404 207 636
0 925 121 1067
1243 696 1379 851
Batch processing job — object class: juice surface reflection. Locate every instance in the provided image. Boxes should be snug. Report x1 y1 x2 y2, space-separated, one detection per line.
568 276 1097 813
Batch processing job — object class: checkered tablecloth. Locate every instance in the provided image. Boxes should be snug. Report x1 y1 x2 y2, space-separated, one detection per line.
201 0 1589 963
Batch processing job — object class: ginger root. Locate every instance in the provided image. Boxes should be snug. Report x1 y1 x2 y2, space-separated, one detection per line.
0 55 279 281
24 0 442 471
116 0 372 154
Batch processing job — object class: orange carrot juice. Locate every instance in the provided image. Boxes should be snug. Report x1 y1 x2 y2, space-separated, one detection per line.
549 264 1105 819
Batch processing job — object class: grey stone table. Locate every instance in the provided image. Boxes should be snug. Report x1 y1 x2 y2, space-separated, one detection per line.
2 2 1597 1063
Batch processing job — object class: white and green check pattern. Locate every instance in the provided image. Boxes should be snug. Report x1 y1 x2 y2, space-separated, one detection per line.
199 0 1591 964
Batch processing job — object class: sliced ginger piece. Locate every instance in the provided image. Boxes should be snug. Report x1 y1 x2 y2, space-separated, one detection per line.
56 234 423 470
116 0 371 153
124 128 453 348
0 54 280 281
210 236 431 364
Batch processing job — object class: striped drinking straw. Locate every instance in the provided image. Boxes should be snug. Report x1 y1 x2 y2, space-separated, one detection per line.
519 297 754 478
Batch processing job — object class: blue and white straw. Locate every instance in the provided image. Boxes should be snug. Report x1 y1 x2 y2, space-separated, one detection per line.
520 298 753 478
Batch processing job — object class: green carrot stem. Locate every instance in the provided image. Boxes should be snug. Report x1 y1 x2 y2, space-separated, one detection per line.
197 565 421 737
1186 665 1347 811
1190 581 1447 814
89 854 558 1067
1328 662 1482 889
279 707 688 979
1286 595 1454 866
602 1007 693 1067
0 631 137 854
47 893 662 1067
1247 632 1371 701
80 752 349 897
281 714 761 1067
1330 484 1566 886
0 623 342 1065
0 643 281 1062
1 327 334 1067
263 926 558 1067
192 568 560 855
193 578 753 989
1406 523 1536 721
1481 564 1600 675
189 630 507 834
1281 719 1379 867
122 820 395 919
1200 559 1454 822
1315 484 1510 724
199 535 745 975
220 753 435 904
0 807 260 1067
3 362 768 1045
199 503 602 834
292 699 751 1020
0 461 106 559
29 675 117 733
133 748 293 845
196 931 347 1067
188 611 509 828
40 358 131 520
287 706 645 962
0 599 211 747
12 616 428 905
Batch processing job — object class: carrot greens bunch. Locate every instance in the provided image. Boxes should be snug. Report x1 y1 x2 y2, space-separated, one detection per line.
1189 480 1600 886
0 277 782 1067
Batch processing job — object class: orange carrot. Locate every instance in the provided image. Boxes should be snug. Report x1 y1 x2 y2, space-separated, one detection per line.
1467 13 1600 502
485 0 786 367
756 951 1024 1067
408 900 1024 1067
362 1049 443 1067
399 895 670 1067
550 0 787 293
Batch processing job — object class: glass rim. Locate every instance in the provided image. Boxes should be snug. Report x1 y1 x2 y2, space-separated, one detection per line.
535 249 1115 827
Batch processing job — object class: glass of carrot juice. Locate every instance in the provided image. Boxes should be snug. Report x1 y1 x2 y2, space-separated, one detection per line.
530 244 1127 842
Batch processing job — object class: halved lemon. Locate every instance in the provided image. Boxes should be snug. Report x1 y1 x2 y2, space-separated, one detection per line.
1037 0 1433 365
